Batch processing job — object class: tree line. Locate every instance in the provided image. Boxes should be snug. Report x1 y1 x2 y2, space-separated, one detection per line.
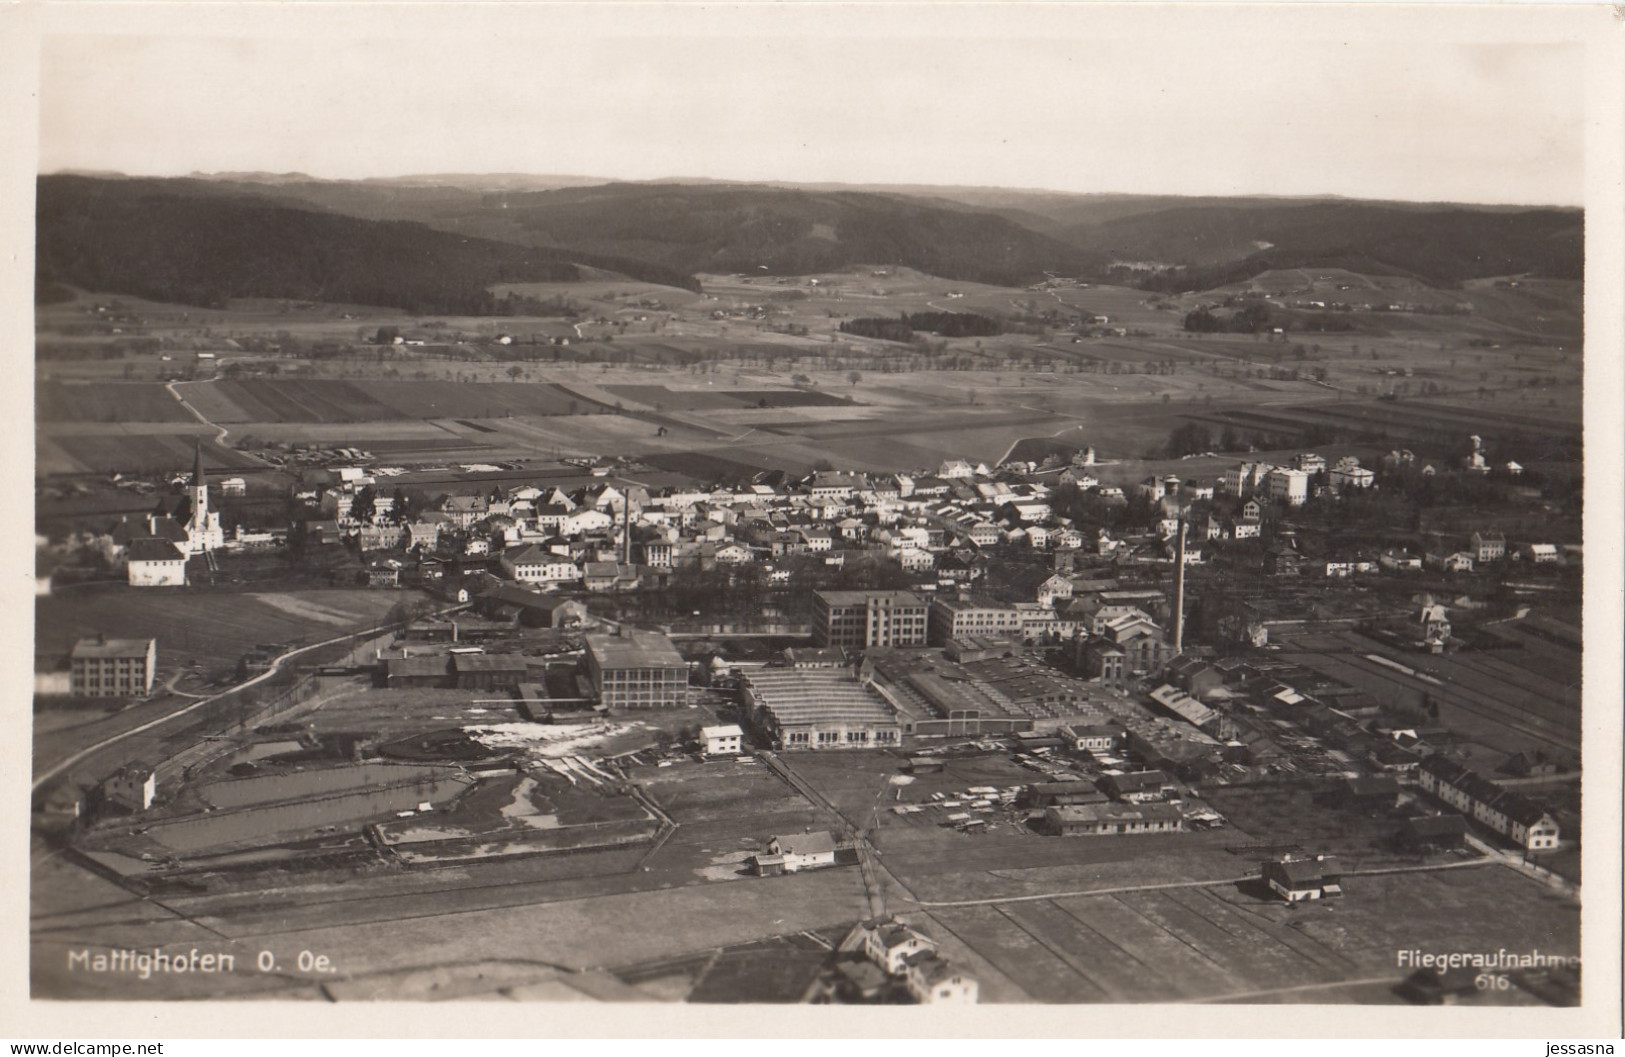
838 311 1003 342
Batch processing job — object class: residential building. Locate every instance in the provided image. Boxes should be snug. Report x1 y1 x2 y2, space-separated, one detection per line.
754 830 840 874
70 636 157 698
1416 757 1561 851
101 763 156 813
702 724 744 756
902 954 979 1004
583 630 690 710
1261 855 1343 902
966 522 1001 547
1266 468 1310 506
1470 531 1507 563
1328 465 1376 493
865 924 936 974
1521 543 1559 563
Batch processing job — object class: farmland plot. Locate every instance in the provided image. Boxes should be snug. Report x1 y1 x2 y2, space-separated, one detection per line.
49 433 260 474
36 382 193 424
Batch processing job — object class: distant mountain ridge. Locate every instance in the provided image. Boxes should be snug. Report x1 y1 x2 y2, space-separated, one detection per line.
35 172 1583 309
35 175 700 314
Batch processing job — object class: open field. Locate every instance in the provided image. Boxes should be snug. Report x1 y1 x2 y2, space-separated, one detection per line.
39 262 1582 482
603 384 858 411
184 379 599 423
41 432 262 476
920 864 1574 1004
36 382 195 424
30 854 867 999
35 587 411 678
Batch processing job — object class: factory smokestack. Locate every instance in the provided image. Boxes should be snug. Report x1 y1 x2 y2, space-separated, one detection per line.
622 493 632 566
1173 518 1187 656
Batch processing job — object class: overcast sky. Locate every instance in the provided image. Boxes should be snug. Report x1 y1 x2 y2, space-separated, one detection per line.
36 4 1588 205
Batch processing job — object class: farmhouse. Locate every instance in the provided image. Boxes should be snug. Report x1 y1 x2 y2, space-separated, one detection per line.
754 830 840 875
125 538 188 587
1261 855 1342 902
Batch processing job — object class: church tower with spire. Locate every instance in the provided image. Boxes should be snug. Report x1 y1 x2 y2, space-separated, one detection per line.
186 441 223 553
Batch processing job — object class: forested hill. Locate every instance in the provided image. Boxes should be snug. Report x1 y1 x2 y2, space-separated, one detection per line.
34 176 701 313
441 182 1108 287
1069 201 1584 289
36 173 1584 306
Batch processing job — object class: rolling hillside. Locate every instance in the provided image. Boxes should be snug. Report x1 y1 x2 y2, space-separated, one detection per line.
36 173 1584 307
34 176 700 313
416 182 1109 287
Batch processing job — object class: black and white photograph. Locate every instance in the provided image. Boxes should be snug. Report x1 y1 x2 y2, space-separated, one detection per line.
9 0 1621 1038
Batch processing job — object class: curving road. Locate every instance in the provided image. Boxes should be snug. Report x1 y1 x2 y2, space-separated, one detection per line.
166 378 231 446
31 609 462 795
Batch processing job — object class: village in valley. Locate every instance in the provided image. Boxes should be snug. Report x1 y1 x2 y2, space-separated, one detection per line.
33 251 1583 1003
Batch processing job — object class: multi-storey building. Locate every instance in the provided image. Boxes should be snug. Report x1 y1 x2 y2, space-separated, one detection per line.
70 636 157 698
1266 467 1311 506
583 630 690 710
812 590 929 649
927 595 1023 645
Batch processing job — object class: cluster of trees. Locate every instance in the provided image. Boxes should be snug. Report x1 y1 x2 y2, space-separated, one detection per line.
1183 303 1275 334
838 311 1002 342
